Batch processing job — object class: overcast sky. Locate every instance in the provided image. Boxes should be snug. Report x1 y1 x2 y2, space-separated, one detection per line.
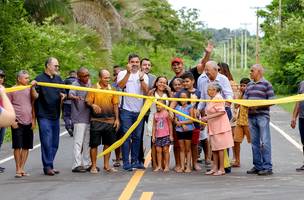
168 0 273 35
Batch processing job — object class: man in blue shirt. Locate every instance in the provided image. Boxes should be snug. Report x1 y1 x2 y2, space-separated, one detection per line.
32 57 65 176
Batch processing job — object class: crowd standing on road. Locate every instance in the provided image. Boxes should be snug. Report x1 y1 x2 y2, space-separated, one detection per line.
1 42 303 179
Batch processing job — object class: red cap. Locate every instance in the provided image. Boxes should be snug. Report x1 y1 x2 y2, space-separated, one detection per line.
171 57 183 65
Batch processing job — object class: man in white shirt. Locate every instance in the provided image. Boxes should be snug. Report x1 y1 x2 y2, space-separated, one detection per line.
117 54 149 171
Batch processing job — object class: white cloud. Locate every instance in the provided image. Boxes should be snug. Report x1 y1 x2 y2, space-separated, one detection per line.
168 0 273 35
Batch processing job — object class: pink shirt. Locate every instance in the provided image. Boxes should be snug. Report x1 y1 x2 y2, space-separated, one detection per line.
205 93 231 135
7 87 32 125
154 110 170 138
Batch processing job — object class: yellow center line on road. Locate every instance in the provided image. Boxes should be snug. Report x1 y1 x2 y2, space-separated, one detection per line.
118 150 152 200
139 192 154 200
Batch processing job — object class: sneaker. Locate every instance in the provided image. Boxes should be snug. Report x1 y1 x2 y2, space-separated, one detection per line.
247 167 260 174
296 165 304 172
132 162 145 169
0 166 5 173
68 129 73 137
72 166 87 173
258 170 273 176
123 163 133 171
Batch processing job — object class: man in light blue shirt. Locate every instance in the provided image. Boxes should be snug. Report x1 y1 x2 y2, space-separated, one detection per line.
197 61 233 114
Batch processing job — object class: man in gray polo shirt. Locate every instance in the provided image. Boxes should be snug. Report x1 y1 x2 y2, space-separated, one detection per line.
291 81 304 171
69 67 91 173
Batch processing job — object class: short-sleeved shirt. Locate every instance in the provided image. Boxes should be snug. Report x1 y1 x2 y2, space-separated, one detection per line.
243 78 275 117
175 88 201 128
7 87 32 125
117 70 148 112
298 81 304 119
169 67 201 90
86 83 119 121
175 104 194 132
189 67 200 88
63 76 77 105
154 110 170 138
69 80 91 124
147 73 156 90
34 73 63 119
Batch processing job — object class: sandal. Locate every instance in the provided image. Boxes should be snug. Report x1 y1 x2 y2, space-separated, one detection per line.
113 162 121 168
21 172 30 176
90 168 98 174
104 168 118 172
213 170 226 176
15 173 23 178
205 170 216 175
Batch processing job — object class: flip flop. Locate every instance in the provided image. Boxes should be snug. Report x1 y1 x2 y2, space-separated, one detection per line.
205 170 216 175
90 168 98 174
213 170 226 176
15 173 23 178
104 168 118 172
22 172 30 177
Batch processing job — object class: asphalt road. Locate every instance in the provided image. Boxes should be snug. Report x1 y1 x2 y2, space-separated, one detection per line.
0 106 304 200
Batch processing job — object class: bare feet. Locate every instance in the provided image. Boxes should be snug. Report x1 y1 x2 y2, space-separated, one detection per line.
184 168 192 173
205 169 216 175
175 167 183 173
213 170 225 176
163 167 170 172
153 167 162 172
193 164 202 171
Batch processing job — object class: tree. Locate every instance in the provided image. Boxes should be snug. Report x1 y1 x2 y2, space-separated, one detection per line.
259 0 304 94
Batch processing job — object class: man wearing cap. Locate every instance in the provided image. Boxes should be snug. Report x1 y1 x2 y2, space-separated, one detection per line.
169 42 213 90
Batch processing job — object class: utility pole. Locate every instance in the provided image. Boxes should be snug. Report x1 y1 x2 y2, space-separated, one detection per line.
251 6 264 64
223 42 226 63
240 29 244 69
227 39 230 66
234 33 237 69
240 23 251 69
230 37 233 68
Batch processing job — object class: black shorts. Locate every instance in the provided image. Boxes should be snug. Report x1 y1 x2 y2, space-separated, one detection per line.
176 131 193 140
11 124 33 149
90 121 116 147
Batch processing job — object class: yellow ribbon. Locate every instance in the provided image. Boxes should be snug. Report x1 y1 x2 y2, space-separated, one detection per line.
5 82 304 156
5 82 304 107
98 99 154 157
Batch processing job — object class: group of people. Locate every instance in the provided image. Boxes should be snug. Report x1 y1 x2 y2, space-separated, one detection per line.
0 43 303 178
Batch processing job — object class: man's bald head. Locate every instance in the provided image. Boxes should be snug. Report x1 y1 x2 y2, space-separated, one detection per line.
99 69 110 78
205 61 219 81
250 64 264 82
99 69 111 87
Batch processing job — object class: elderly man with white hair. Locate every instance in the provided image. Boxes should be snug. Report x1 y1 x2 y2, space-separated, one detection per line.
244 64 275 176
197 61 233 117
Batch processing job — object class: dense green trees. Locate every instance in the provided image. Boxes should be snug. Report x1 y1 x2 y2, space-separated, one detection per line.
260 0 304 94
0 0 210 85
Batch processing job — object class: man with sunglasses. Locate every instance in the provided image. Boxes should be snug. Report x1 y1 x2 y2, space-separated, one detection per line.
32 57 65 176
69 67 92 173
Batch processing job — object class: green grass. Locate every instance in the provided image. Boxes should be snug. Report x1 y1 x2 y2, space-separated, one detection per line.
276 95 295 113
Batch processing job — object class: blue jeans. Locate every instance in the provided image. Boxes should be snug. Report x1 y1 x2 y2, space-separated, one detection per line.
248 114 272 171
37 118 60 172
120 109 144 166
0 128 6 150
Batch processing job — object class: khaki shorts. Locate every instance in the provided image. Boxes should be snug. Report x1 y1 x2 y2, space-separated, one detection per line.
234 125 251 143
